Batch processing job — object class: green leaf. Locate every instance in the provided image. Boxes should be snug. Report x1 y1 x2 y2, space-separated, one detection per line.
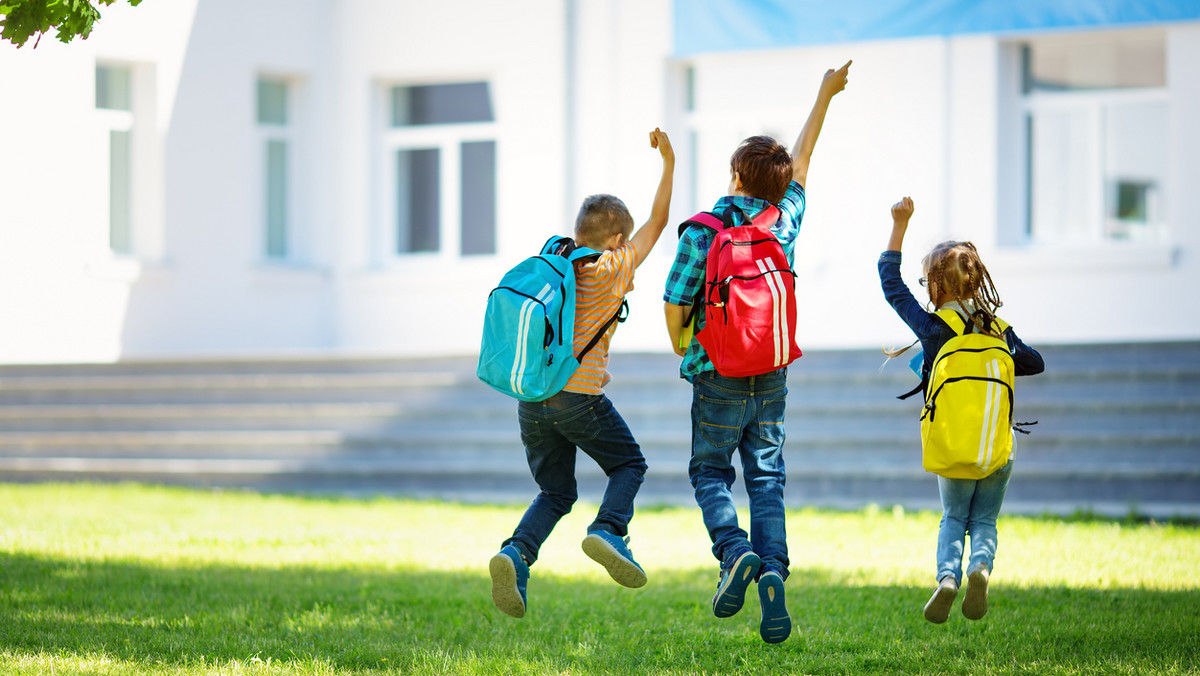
1 0 142 48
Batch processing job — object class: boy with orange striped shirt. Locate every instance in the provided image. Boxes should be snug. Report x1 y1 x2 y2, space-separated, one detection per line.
489 129 675 619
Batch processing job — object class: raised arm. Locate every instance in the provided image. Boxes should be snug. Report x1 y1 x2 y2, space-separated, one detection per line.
791 60 851 187
888 196 914 252
629 128 675 268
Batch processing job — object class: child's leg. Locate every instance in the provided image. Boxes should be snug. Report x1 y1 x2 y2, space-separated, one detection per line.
935 476 977 586
965 458 1014 573
572 394 649 588
961 459 1011 620
572 394 647 537
502 396 582 565
688 372 753 563
739 370 789 579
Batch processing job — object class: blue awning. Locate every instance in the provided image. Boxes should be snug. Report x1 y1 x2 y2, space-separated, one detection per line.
674 0 1200 56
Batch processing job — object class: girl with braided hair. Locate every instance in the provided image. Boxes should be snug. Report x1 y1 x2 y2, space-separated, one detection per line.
879 197 1045 624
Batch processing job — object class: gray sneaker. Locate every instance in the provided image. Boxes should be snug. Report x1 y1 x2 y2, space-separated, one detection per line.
923 575 958 624
962 562 990 620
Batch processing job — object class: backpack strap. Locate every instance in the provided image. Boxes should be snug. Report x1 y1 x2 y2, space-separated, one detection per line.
577 299 629 362
897 374 927 401
541 235 603 263
898 310 968 401
677 212 723 238
675 205 783 327
567 245 603 264
935 309 970 335
938 308 1011 337
540 235 629 363
725 203 781 229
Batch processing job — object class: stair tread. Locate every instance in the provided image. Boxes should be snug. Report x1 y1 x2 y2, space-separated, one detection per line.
1 345 1197 517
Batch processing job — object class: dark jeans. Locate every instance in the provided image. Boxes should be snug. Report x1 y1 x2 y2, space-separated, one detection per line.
688 368 790 579
503 390 647 565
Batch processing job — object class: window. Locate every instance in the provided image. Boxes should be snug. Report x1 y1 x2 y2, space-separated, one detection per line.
1021 31 1168 244
96 64 134 255
257 78 292 260
382 81 496 257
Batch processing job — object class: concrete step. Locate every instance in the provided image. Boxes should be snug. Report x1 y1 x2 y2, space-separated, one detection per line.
0 343 1197 518
0 397 1194 433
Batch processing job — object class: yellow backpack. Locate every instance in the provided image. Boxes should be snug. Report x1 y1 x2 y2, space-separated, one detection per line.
920 309 1015 479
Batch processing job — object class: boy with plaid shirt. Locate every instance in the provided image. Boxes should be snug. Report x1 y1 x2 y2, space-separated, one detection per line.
662 61 851 644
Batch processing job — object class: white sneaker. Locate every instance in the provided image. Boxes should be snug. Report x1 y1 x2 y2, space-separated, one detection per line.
923 576 958 624
962 562 990 620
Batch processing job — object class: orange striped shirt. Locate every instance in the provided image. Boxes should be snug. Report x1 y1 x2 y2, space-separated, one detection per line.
563 242 637 394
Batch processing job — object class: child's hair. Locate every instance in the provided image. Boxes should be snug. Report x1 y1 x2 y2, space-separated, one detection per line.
883 240 1004 358
923 241 1003 333
730 135 792 204
575 194 634 246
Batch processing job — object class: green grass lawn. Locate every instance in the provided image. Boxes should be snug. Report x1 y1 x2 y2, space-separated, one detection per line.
0 483 1197 675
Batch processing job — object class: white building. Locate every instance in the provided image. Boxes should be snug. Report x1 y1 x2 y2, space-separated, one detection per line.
1 0 1197 364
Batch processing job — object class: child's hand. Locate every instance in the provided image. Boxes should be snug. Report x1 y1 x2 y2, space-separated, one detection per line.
821 60 852 98
892 196 914 223
650 127 674 163
887 197 913 252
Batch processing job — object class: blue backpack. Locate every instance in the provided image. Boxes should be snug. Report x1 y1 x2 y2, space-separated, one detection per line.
477 236 627 401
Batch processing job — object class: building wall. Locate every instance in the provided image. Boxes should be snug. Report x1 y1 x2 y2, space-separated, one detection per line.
0 2 1196 364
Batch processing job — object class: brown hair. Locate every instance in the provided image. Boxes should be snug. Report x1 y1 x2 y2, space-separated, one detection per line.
730 135 792 204
574 194 634 247
883 241 1004 358
922 240 1004 336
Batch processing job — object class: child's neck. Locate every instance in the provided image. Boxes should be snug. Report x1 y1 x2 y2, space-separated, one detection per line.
937 298 973 311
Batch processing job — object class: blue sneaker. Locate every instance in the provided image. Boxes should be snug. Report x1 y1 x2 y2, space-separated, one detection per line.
582 531 647 588
757 571 791 643
712 550 761 618
489 545 529 618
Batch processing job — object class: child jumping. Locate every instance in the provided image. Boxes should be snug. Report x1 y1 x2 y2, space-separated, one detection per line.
662 61 851 644
489 129 675 619
880 196 1044 623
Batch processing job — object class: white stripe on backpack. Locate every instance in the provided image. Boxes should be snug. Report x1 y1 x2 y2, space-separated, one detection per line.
976 359 1003 472
756 258 788 367
510 284 553 396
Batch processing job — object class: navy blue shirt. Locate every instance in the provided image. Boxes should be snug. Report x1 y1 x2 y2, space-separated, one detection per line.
878 250 1044 393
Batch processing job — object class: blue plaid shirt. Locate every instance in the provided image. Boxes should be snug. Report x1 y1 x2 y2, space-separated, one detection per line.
663 181 806 378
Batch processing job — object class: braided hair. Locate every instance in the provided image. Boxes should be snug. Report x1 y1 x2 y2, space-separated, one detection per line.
922 241 1003 337
882 240 1004 359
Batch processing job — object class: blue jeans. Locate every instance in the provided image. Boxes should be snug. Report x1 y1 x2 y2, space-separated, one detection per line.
503 390 647 566
935 457 1014 585
688 368 789 579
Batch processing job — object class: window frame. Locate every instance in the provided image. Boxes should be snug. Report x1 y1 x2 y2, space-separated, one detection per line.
256 75 299 263
1014 30 1171 248
95 62 137 258
375 80 498 263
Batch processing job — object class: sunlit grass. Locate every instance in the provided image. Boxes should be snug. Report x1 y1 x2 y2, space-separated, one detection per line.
0 482 1197 675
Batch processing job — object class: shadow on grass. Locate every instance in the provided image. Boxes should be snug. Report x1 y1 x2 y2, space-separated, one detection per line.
0 554 1197 675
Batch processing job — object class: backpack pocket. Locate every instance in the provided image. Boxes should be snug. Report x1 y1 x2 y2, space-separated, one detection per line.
921 375 1014 479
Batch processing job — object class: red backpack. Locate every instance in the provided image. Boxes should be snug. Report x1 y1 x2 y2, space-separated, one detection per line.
681 205 802 377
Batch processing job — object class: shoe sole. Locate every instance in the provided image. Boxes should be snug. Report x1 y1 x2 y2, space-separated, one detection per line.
923 583 957 624
489 552 526 618
962 569 989 620
758 573 791 644
713 551 761 618
581 534 647 588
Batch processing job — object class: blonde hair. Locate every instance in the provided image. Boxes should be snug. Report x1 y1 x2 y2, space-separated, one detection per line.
883 240 1004 358
574 194 634 247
